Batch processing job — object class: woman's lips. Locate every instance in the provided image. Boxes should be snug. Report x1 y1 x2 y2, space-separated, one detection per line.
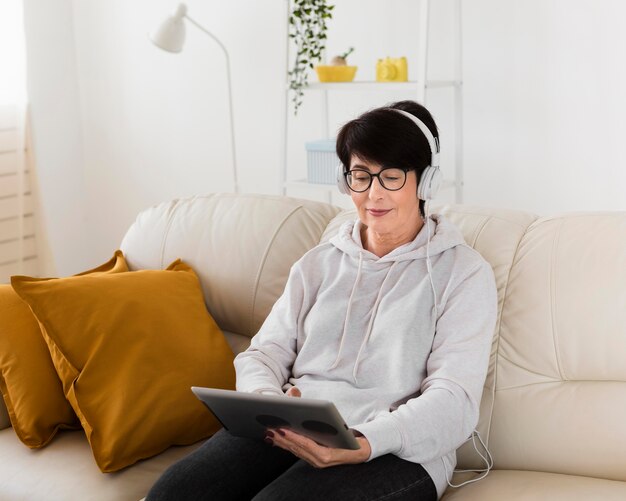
367 209 391 217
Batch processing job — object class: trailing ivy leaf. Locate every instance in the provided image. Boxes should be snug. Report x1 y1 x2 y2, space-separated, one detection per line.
288 0 334 114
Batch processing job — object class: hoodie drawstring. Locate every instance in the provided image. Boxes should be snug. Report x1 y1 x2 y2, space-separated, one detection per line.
329 252 364 370
352 261 397 383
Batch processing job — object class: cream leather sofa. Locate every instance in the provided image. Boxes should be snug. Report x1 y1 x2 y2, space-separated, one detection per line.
1 193 625 500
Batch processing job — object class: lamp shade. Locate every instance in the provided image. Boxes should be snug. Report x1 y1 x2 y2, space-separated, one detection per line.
150 3 187 53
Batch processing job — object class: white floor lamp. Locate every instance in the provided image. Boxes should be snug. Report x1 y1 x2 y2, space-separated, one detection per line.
150 3 239 193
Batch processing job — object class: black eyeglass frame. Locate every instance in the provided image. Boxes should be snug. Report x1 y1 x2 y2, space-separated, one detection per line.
343 167 411 193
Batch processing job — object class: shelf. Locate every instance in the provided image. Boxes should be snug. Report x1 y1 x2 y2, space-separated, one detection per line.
286 179 458 191
285 179 458 211
303 80 460 92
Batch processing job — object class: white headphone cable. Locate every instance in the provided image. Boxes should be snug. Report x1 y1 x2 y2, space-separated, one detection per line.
424 199 438 320
424 200 494 489
444 430 494 488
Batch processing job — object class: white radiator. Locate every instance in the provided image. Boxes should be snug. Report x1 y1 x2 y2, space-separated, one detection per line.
0 104 38 283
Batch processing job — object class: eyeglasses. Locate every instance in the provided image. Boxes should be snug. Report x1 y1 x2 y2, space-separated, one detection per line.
344 168 410 192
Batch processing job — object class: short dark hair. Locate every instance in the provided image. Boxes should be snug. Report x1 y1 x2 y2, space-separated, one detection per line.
335 100 439 216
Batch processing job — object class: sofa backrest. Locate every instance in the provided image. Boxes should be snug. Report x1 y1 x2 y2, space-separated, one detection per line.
121 194 342 353
428 208 626 483
435 206 538 470
121 194 626 482
486 212 626 482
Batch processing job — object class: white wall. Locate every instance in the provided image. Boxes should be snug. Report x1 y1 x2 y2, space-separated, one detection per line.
71 0 288 267
464 0 626 214
23 0 626 272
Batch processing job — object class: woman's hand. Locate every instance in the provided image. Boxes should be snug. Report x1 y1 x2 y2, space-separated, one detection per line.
267 385 372 468
266 428 371 468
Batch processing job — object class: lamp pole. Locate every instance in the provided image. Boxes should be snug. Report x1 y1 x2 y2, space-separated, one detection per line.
151 4 239 193
184 15 239 194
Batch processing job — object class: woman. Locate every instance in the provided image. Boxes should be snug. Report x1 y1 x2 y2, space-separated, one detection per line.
147 100 497 500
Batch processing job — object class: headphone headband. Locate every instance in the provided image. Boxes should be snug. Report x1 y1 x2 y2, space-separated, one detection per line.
390 108 440 169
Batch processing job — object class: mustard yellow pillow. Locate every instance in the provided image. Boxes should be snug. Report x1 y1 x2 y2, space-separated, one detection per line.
11 259 235 472
0 251 128 448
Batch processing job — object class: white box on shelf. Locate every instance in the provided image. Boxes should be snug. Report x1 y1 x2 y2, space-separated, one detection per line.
305 139 339 185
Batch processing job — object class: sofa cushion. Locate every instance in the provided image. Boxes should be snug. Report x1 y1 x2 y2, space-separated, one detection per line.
490 213 626 481
0 251 128 448
11 259 236 472
0 427 202 501
441 470 626 500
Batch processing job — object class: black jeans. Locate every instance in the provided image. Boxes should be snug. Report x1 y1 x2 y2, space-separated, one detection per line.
146 429 437 501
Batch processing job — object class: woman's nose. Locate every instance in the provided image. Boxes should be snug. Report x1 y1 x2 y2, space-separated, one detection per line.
368 176 386 199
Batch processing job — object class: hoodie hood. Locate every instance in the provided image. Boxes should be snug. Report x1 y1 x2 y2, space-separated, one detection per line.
329 214 466 262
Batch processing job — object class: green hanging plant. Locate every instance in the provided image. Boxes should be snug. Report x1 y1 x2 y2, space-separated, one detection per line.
288 0 335 115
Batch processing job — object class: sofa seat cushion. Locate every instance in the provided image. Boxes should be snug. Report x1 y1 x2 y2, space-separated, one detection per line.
441 470 626 500
0 427 202 501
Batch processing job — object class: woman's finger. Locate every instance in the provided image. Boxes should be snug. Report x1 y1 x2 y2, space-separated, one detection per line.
285 387 301 398
271 428 334 467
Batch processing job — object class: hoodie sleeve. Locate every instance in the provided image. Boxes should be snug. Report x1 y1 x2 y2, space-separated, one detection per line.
234 264 306 396
352 259 497 464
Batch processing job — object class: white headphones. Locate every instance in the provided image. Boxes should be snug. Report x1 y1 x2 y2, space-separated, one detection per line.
336 108 442 200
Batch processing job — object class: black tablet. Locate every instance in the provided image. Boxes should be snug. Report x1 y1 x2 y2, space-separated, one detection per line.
191 387 360 450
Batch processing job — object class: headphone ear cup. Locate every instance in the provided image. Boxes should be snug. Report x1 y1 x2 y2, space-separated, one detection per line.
417 166 442 200
336 164 349 194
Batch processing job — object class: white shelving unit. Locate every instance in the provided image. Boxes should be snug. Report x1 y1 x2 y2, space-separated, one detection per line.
281 0 463 206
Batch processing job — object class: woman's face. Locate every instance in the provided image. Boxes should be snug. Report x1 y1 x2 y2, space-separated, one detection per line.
348 154 422 240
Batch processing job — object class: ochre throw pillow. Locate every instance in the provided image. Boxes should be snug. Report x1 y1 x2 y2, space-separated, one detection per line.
11 259 235 472
0 251 128 448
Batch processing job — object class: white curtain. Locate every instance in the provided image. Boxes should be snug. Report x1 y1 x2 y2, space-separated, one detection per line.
0 0 34 283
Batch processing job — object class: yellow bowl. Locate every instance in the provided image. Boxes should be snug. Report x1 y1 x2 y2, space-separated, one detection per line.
315 65 358 83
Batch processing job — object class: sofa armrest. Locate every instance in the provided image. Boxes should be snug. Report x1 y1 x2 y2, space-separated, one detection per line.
0 397 10 430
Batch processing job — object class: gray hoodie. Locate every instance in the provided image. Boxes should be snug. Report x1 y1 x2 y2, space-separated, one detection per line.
235 214 497 498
